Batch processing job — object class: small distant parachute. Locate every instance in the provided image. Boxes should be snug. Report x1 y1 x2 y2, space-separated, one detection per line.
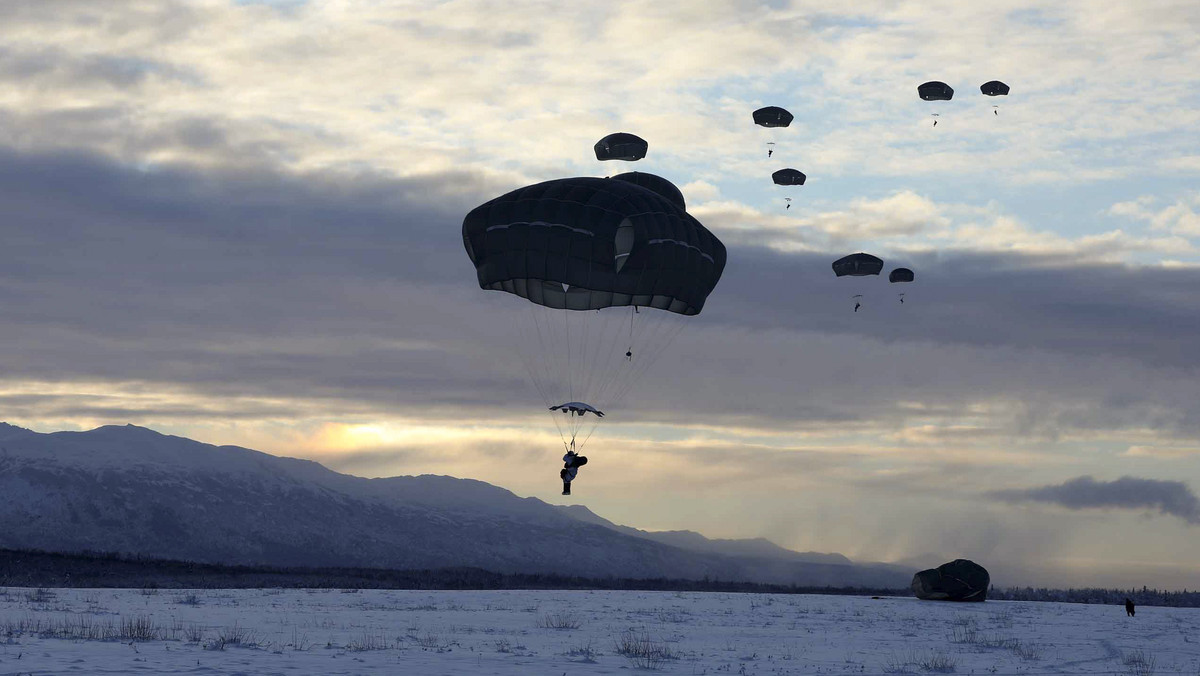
890 267 914 303
594 133 648 161
753 106 793 128
832 253 884 277
611 171 685 210
918 81 954 101
772 168 807 186
980 80 1009 116
834 253 883 312
980 81 1010 97
918 82 954 127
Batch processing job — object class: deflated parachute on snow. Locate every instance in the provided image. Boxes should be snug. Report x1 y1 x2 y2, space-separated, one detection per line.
912 559 990 602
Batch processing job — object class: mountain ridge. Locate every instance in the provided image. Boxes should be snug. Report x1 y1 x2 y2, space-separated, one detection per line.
0 422 910 587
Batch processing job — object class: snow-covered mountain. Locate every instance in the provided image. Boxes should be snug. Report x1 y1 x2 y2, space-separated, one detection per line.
0 423 909 587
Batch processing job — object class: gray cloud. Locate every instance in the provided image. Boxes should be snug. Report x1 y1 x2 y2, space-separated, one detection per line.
5 147 1200 444
990 475 1200 525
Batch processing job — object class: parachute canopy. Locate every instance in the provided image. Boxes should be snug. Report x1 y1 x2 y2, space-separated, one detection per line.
594 133 648 161
889 267 915 283
918 81 954 101
550 402 604 417
980 80 1010 96
463 176 726 316
772 168 807 186
611 171 685 210
832 253 884 277
753 106 794 128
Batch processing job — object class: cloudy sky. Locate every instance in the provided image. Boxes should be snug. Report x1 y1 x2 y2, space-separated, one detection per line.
3 0 1200 588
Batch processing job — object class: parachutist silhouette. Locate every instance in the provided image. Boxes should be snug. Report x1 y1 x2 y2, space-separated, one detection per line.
625 350 632 361
933 119 938 127
560 449 588 495
786 203 791 210
994 109 998 116
854 301 861 312
767 148 773 158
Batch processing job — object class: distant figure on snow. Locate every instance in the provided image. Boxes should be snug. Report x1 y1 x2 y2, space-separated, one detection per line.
561 450 588 495
1125 598 1135 617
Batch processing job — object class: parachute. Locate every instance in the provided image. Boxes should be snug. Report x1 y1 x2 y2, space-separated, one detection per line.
463 175 726 452
753 106 794 128
594 133 648 161
890 267 914 304
980 80 1009 115
550 402 604 418
611 171 685 210
832 253 884 277
754 107 792 158
771 168 807 186
980 81 1010 96
918 81 954 101
833 253 883 312
918 81 954 126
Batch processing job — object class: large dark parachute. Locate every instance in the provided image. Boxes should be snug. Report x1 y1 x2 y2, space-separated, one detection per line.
464 176 725 315
980 80 1010 96
594 133 648 161
889 267 915 283
464 176 726 453
832 253 884 277
918 81 954 101
611 171 686 210
753 106 794 128
771 168 807 186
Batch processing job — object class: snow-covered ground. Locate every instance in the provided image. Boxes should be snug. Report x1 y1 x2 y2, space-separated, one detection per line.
1 587 1197 674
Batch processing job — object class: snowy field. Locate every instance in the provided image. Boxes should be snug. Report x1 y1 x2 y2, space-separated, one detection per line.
1 587 1197 675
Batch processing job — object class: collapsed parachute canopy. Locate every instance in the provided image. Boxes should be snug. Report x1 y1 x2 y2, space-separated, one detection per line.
889 268 915 283
753 106 794 128
772 169 807 186
611 171 686 210
833 253 884 277
463 176 726 316
918 81 954 101
980 80 1010 96
594 133 648 161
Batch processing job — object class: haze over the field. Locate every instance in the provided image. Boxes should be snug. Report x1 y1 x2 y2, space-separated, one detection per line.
2 0 1200 588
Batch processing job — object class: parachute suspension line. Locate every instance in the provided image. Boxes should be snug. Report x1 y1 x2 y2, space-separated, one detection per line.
577 312 687 451
517 306 567 446
607 313 686 410
628 305 636 359
563 307 572 404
